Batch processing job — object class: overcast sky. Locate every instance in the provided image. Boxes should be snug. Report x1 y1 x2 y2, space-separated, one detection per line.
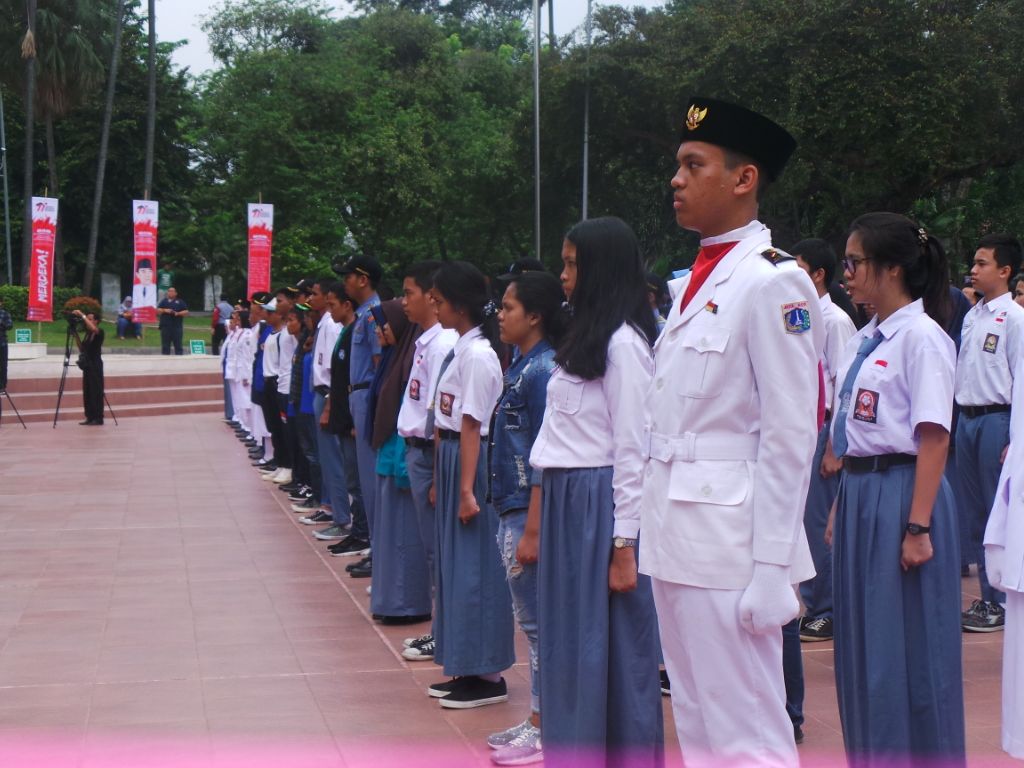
157 0 664 75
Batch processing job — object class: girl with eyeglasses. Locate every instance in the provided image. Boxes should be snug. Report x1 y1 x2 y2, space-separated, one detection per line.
827 212 964 763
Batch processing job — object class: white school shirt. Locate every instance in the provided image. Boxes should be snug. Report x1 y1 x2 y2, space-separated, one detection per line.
530 324 653 539
262 329 281 379
830 299 955 458
985 368 1024 592
820 292 857 410
276 332 297 395
955 291 1024 407
312 313 341 389
398 323 458 439
432 326 502 438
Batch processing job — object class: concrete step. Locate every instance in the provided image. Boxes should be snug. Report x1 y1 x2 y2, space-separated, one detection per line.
0 399 225 426
4 385 224 411
6 371 222 394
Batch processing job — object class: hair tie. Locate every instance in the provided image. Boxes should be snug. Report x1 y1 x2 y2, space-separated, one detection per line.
482 300 498 318
917 227 929 246
561 300 574 317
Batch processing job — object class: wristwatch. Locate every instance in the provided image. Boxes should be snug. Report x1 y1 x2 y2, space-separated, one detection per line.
905 523 931 535
612 536 638 549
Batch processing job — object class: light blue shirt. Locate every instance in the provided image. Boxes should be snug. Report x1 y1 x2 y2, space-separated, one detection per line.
350 294 382 387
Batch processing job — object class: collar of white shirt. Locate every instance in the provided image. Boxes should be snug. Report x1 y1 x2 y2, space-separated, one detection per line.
980 290 1014 314
416 323 443 350
453 325 484 352
699 220 766 248
871 298 925 340
819 292 835 312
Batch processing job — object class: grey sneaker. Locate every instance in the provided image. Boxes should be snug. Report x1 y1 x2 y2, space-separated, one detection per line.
962 600 1005 632
487 719 534 750
491 725 542 765
313 524 349 541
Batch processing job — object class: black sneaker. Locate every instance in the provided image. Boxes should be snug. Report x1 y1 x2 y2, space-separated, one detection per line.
329 536 369 557
349 558 372 579
404 633 433 649
799 616 833 642
299 510 333 525
288 487 314 502
794 724 804 745
402 638 435 661
962 600 1005 633
346 556 371 573
660 669 671 696
280 482 301 493
427 676 463 698
438 676 508 709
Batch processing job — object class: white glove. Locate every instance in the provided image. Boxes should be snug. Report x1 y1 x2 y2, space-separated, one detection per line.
738 561 800 636
986 545 1007 593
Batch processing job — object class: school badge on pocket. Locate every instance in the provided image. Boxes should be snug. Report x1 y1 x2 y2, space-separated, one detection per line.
853 388 879 423
984 333 999 354
439 391 454 417
782 301 811 334
409 378 421 401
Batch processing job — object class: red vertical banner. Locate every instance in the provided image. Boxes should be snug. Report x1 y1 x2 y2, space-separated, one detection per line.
27 196 58 322
247 203 273 299
131 200 159 323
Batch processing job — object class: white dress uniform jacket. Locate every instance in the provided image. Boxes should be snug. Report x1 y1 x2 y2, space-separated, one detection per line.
639 221 823 590
986 358 1024 593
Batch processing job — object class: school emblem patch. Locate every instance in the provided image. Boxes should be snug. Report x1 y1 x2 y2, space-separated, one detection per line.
984 333 999 354
782 301 812 334
853 388 879 423
409 378 421 401
439 391 454 417
685 105 708 131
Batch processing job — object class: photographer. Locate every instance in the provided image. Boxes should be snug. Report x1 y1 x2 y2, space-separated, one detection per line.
74 310 105 426
0 295 11 391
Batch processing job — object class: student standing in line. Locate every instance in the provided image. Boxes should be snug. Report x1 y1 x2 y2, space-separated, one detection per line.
397 261 458 661
530 217 664 767
427 261 515 710
367 299 432 623
486 271 566 765
828 212 964 764
792 238 857 643
957 234 1024 632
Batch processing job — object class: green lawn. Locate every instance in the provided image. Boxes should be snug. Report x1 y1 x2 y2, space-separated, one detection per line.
12 314 217 351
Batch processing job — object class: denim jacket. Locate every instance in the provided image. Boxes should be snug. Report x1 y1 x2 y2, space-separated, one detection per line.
490 340 556 514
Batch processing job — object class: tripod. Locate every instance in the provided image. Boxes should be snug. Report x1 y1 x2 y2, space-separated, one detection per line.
0 388 26 429
0 344 25 429
53 319 118 428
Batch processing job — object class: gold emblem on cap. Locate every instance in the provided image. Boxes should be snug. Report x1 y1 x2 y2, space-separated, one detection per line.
685 105 708 131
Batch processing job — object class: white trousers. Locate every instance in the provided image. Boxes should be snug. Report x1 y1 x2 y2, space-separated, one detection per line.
228 380 251 432
652 577 798 768
1005 591 1024 759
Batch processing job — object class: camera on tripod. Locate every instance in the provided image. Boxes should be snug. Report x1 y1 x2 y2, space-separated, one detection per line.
63 310 84 329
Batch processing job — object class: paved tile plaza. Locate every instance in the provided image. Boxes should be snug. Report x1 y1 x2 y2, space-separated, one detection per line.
0 414 1012 765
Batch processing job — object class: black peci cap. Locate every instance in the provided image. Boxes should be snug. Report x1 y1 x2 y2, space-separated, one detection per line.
332 254 383 285
250 291 273 306
496 258 546 282
679 97 797 181
294 278 315 296
275 285 299 299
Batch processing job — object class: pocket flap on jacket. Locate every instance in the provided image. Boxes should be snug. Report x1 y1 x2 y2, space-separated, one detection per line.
682 328 731 355
668 461 749 505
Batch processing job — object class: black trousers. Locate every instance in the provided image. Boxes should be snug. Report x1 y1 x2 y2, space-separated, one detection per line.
161 324 183 355
211 324 226 355
279 393 305 482
0 343 7 391
260 380 289 468
82 361 104 423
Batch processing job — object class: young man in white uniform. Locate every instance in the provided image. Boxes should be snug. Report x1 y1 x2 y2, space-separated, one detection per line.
640 97 823 768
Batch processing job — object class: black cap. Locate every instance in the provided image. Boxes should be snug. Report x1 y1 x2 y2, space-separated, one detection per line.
294 278 315 296
679 97 797 181
251 291 272 305
137 258 153 270
645 272 667 295
275 285 299 299
496 258 546 282
333 254 382 285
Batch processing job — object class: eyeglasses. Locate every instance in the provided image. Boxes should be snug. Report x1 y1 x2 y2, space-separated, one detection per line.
843 256 870 275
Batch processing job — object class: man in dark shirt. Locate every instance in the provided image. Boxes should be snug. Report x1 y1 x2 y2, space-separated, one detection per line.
0 296 12 391
157 286 189 355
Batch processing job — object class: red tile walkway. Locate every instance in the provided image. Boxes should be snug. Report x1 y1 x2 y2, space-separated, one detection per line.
0 414 1013 766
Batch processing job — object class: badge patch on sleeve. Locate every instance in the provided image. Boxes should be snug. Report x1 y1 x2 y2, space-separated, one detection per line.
439 392 454 417
409 378 421 401
853 388 879 423
984 333 999 354
782 301 812 334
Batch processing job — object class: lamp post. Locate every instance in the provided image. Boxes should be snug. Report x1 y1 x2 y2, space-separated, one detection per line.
0 85 13 285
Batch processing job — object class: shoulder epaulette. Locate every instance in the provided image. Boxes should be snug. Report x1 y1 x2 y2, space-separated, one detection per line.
761 247 795 266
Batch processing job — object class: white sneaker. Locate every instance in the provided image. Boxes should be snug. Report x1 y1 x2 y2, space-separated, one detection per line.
403 633 433 649
261 468 281 482
487 719 534 750
271 468 292 485
365 585 372 595
491 726 541 765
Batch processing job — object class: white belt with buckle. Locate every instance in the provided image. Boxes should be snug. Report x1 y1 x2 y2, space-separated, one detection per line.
643 429 759 463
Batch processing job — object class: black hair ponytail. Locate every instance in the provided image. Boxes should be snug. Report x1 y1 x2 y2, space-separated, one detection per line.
434 261 503 354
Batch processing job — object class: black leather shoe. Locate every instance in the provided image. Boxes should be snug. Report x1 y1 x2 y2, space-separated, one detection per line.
345 555 371 572
349 559 372 579
79 420 92 425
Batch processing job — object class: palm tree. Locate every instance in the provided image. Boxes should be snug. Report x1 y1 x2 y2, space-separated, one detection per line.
82 0 126 295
